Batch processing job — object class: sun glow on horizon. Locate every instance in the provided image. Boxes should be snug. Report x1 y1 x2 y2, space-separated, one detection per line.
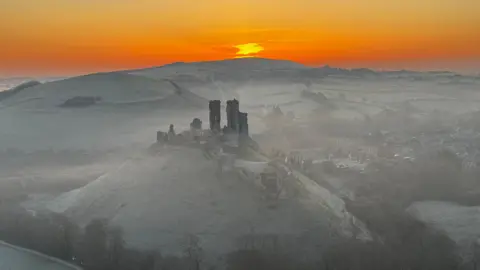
1 0 480 76
234 43 264 58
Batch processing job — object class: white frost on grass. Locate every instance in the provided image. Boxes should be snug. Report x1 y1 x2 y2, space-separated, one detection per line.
0 241 81 270
407 201 480 259
44 146 363 259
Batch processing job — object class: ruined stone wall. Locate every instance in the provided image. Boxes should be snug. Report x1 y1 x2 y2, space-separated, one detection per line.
238 112 249 137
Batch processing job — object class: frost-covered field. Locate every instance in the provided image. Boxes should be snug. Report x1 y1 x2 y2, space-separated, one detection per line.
30 147 366 259
0 108 204 151
0 241 80 270
407 201 480 258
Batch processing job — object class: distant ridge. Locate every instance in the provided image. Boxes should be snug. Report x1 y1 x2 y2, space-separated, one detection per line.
125 57 308 74
124 58 468 82
142 58 461 76
2 58 473 81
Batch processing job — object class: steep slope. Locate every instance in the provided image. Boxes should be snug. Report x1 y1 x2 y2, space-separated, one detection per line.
0 72 206 110
54 146 364 260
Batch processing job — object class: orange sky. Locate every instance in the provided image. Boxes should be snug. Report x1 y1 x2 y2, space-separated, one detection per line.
1 0 479 76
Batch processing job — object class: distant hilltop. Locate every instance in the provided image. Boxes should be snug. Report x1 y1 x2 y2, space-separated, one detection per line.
124 57 473 78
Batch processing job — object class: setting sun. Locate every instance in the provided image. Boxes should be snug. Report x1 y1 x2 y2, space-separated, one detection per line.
234 43 264 58
1 0 479 75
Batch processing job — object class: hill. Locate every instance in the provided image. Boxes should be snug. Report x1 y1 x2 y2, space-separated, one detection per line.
0 72 207 110
0 80 42 101
48 146 368 262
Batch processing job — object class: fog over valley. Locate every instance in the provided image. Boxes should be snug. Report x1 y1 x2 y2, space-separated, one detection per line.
1 58 480 270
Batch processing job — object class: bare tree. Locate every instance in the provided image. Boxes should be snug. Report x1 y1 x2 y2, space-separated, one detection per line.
107 225 126 269
183 234 203 270
82 219 109 270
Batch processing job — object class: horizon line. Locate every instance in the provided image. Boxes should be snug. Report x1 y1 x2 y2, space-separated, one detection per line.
1 57 478 79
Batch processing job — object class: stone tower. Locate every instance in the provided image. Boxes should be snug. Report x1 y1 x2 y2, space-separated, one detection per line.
209 100 221 131
226 99 239 132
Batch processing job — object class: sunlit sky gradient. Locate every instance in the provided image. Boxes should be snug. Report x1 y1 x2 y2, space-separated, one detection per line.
1 0 479 76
